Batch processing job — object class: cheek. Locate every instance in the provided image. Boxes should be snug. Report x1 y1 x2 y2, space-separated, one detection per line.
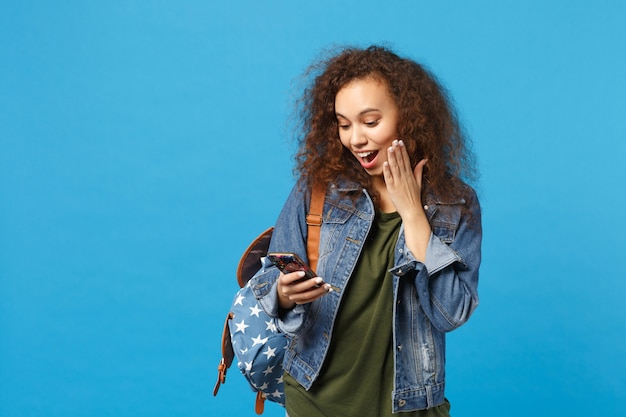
380 126 399 146
370 130 394 148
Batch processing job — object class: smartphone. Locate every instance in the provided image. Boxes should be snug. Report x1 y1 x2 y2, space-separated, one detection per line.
267 252 317 281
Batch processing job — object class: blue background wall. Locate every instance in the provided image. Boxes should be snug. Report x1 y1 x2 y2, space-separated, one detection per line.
1 1 624 416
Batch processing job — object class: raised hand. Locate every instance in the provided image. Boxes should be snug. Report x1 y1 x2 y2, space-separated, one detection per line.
383 140 427 219
382 139 431 262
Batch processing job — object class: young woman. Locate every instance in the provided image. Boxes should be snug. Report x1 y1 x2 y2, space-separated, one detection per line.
250 45 482 416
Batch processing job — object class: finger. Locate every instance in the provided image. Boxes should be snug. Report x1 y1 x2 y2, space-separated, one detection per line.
386 143 401 179
413 158 428 185
290 283 333 304
383 160 391 179
277 271 308 301
395 140 412 173
289 276 324 292
280 270 307 285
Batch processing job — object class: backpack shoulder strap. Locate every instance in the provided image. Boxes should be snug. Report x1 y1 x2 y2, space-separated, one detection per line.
306 182 325 273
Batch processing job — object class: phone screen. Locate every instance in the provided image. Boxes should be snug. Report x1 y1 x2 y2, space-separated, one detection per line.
267 252 316 279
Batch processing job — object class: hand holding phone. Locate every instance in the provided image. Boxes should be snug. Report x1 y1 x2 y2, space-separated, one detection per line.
269 252 331 310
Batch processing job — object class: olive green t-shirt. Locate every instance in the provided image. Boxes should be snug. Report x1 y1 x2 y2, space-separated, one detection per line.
284 211 450 417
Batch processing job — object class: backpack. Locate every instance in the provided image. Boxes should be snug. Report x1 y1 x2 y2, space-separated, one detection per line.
213 185 324 414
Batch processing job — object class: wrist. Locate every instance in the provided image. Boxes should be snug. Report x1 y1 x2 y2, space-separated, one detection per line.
401 211 432 264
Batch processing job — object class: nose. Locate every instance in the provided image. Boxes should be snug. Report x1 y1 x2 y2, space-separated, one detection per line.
350 125 367 148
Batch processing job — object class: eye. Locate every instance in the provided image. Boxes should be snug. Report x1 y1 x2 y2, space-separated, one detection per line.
337 120 350 130
364 119 380 127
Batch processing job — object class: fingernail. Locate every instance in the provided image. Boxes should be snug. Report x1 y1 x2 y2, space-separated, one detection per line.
314 277 323 284
298 271 306 277
324 284 333 292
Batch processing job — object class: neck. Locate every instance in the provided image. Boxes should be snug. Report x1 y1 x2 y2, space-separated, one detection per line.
371 177 396 213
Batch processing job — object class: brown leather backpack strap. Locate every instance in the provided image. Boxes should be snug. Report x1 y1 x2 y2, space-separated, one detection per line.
306 182 325 273
254 391 266 414
213 312 234 396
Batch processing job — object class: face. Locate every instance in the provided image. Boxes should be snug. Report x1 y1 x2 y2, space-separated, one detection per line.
335 77 400 179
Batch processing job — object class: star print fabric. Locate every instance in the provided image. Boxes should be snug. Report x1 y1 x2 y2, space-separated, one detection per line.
228 282 287 406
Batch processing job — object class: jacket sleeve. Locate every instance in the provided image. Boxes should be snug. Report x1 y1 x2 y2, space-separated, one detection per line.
391 188 482 333
248 180 311 335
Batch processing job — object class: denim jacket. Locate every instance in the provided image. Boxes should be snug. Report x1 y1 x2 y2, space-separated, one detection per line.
250 178 481 412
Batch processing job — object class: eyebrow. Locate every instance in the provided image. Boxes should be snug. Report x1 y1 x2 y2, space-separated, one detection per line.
335 108 381 118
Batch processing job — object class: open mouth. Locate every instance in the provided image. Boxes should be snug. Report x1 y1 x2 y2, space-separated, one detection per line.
358 151 378 164
355 150 380 170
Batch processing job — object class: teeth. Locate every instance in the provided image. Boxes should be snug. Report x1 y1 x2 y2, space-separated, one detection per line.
357 152 373 158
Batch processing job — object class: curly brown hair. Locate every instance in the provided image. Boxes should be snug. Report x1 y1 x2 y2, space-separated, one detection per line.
293 45 477 205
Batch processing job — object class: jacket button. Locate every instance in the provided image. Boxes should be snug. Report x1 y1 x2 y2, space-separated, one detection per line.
398 399 406 407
